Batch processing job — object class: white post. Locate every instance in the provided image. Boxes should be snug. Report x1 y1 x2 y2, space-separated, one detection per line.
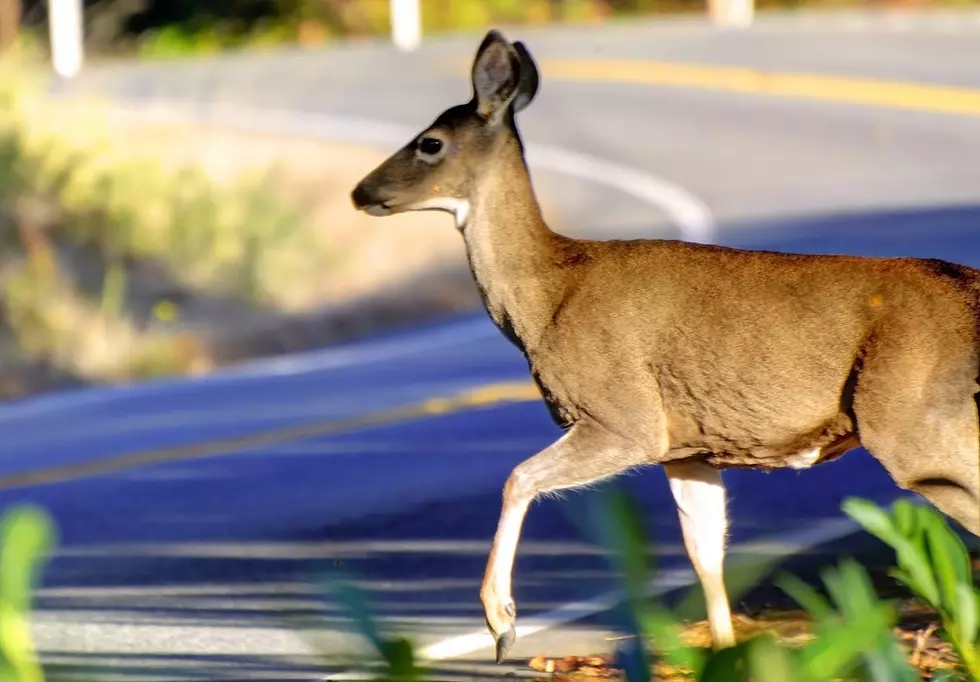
48 0 84 78
709 0 754 27
390 0 421 51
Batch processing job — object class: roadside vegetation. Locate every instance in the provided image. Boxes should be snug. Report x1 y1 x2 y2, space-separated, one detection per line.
11 0 980 60
0 40 472 399
0 45 315 394
1 493 976 681
328 490 980 681
111 0 980 60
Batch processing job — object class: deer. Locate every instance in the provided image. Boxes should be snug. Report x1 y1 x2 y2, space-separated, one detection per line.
350 29 980 663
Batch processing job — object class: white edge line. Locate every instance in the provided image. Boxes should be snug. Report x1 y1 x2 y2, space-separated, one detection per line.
100 99 717 244
325 515 861 679
524 145 715 243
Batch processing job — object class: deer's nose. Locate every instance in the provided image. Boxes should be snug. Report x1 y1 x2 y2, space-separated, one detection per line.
351 183 374 210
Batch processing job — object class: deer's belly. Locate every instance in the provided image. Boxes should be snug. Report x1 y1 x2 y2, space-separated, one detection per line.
698 433 860 471
665 404 859 471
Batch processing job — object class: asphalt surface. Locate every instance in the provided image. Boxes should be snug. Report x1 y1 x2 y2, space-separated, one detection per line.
9 10 980 681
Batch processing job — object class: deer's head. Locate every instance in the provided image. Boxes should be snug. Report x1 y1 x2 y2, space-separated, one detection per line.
350 30 540 229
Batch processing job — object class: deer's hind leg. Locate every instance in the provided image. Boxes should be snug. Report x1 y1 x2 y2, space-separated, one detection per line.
664 459 735 649
853 335 980 537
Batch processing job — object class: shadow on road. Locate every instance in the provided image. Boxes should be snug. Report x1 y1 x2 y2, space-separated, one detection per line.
42 651 552 682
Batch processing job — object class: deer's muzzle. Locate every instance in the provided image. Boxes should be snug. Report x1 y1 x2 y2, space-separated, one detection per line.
350 182 387 214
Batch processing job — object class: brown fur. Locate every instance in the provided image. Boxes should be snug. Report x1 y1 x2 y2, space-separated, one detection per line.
352 30 980 660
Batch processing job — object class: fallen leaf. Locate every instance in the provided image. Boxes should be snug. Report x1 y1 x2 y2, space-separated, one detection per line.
528 655 550 672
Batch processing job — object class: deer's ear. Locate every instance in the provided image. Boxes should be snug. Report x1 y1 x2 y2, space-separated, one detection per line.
512 41 539 114
471 30 522 123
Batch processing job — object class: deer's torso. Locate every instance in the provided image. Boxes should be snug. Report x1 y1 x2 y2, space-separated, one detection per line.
478 237 980 471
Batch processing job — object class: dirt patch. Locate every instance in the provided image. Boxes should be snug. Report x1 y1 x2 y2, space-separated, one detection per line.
527 602 963 681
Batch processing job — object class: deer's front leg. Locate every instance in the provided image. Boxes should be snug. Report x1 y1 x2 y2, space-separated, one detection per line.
663 459 735 649
481 421 650 663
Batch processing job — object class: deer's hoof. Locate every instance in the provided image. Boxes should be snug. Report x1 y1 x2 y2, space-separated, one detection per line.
482 592 517 661
495 626 516 663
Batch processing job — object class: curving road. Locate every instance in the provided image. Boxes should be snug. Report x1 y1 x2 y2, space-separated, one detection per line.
9 11 980 681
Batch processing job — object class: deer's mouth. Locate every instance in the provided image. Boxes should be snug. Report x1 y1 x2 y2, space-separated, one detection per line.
352 183 401 217
362 202 393 217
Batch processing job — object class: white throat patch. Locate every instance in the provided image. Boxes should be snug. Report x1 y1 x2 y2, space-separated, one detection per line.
408 197 471 230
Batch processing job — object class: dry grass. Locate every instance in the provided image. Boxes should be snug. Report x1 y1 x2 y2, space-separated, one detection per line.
84 106 470 310
23 96 469 310
0 77 500 397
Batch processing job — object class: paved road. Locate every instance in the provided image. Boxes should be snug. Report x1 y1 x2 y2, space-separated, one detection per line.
12 10 980 681
66 10 980 234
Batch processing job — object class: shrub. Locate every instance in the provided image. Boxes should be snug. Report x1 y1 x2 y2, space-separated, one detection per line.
0 54 328 387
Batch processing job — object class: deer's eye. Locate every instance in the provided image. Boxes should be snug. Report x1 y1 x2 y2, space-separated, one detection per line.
418 137 443 156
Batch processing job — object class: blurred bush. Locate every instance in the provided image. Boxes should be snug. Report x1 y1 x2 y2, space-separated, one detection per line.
0 48 328 394
14 0 711 58
124 0 704 57
14 0 980 59
130 0 721 57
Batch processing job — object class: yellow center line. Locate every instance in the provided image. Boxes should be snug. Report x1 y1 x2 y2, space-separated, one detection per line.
0 380 542 492
447 58 980 117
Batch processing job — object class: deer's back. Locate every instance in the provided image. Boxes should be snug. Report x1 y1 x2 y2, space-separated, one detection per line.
527 238 980 465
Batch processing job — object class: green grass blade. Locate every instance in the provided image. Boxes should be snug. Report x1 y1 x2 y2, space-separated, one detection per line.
921 511 968 616
774 572 835 623
696 641 752 682
745 636 806 682
955 584 978 649
843 498 941 607
0 505 56 682
321 571 386 656
842 497 903 547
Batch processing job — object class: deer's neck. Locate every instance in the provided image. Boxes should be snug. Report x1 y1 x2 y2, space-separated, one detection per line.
461 149 565 352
